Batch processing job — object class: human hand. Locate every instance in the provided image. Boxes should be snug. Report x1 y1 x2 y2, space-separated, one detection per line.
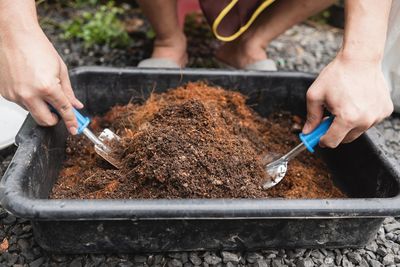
0 25 83 134
302 53 393 148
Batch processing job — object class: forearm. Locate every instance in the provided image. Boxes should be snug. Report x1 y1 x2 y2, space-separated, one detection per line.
340 0 392 62
0 1 39 40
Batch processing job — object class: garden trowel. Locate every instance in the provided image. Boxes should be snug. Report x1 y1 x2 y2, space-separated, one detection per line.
262 116 333 189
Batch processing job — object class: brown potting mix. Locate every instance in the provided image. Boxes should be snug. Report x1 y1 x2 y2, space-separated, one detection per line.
51 82 345 199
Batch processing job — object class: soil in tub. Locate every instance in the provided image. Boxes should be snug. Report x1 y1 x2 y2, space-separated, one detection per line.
50 82 345 199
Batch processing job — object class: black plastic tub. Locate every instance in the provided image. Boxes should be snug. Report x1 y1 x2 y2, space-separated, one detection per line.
1 67 400 253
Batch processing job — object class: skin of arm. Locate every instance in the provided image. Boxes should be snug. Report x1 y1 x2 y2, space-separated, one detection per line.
302 0 394 147
0 1 82 134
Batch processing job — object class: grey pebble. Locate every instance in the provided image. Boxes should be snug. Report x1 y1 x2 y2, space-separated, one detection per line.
204 254 221 265
383 254 395 266
168 259 183 267
17 239 30 251
169 253 183 259
246 253 263 263
2 214 17 225
133 255 147 263
184 262 193 267
335 254 343 265
272 258 287 267
189 253 202 265
256 259 269 267
221 252 240 263
323 257 334 265
342 256 354 267
287 249 306 258
52 255 68 263
359 258 370 267
394 255 400 264
29 257 45 267
69 258 82 267
3 252 19 265
347 252 362 265
377 247 388 257
369 259 384 267
366 241 379 252
296 258 314 267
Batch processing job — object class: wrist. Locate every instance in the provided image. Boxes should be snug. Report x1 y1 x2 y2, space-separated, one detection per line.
0 1 40 42
337 47 383 65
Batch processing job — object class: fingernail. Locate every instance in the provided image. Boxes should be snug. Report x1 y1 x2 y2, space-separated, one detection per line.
302 123 310 133
69 127 78 135
76 100 84 109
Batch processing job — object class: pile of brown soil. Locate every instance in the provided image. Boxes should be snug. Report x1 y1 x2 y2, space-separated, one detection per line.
51 83 345 199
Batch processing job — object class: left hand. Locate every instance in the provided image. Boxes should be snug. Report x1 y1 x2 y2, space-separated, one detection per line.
302 52 394 148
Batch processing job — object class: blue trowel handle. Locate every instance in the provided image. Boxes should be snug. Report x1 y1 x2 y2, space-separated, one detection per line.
49 105 90 135
73 108 90 134
299 116 334 153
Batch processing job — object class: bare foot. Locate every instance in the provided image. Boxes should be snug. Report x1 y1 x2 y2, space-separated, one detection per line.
152 32 188 67
215 37 268 69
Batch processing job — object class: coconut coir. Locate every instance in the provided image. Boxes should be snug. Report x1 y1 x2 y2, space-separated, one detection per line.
51 83 345 199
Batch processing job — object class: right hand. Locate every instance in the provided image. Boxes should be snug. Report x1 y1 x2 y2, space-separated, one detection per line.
0 25 83 134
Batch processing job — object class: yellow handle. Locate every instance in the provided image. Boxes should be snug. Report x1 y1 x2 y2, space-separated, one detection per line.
212 0 275 42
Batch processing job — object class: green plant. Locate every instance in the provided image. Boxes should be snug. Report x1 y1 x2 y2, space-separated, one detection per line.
309 10 331 25
61 2 131 49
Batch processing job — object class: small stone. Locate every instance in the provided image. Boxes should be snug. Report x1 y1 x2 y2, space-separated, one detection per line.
2 214 16 225
152 254 164 265
21 251 36 262
272 258 286 267
184 263 193 267
310 250 324 259
189 253 202 265
342 256 354 267
359 258 369 267
347 252 362 265
204 254 221 265
394 255 400 263
369 259 383 267
22 225 32 233
226 263 234 267
29 257 45 267
366 241 378 252
377 247 388 257
11 225 23 235
3 252 18 265
134 255 147 263
17 239 30 251
221 252 239 263
319 249 328 257
169 253 182 259
384 222 400 233
52 255 67 263
90 254 105 265
168 259 183 267
296 258 314 267
386 233 395 240
383 254 395 265
246 253 263 263
181 253 189 264
323 257 334 265
255 259 269 267
335 254 343 266
69 258 82 267
366 251 377 260
288 249 306 259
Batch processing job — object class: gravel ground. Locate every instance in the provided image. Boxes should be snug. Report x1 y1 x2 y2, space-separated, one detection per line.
1 5 400 267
